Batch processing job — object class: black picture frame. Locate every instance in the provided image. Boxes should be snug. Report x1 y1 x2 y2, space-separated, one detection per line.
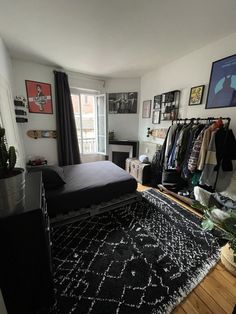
206 54 236 109
108 92 138 113
188 85 205 106
152 110 161 124
153 95 162 110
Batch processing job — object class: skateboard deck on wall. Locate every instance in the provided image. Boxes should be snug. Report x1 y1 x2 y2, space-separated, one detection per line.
147 128 168 139
27 130 57 139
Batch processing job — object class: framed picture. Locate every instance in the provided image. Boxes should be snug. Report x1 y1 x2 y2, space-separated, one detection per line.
189 85 205 106
108 92 138 113
142 100 151 118
25 80 53 114
152 110 161 124
206 54 236 109
153 95 162 109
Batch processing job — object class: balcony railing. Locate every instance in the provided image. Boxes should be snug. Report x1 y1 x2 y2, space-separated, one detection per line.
80 138 96 154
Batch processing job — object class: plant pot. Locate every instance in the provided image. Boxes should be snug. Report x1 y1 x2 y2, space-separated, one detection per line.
0 168 25 217
221 243 236 276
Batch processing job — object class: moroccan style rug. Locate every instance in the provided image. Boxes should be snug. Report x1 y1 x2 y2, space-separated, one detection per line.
50 189 220 314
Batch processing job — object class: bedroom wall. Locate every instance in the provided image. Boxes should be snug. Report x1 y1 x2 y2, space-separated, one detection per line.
139 32 236 144
106 78 140 140
0 37 13 86
0 38 25 168
12 59 106 165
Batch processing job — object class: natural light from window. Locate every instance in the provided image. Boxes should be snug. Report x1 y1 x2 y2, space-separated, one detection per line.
71 93 96 154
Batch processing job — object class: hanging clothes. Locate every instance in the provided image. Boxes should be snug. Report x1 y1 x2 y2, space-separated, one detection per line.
199 129 218 187
215 128 236 171
163 124 178 169
167 124 183 169
188 125 208 173
181 124 204 179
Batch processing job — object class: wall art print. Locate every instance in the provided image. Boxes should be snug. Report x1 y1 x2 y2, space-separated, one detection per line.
206 54 236 109
189 85 205 106
142 100 151 118
25 80 53 114
108 92 138 113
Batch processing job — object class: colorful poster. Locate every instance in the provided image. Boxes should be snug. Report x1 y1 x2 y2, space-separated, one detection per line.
206 54 236 109
25 80 53 114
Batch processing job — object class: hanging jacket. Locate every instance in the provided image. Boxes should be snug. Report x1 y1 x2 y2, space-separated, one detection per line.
188 125 208 173
199 129 218 187
215 128 236 171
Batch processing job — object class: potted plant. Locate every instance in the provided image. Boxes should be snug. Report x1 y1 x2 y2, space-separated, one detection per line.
201 206 236 276
0 126 25 216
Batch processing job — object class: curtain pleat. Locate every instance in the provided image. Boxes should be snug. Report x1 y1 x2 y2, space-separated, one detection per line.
54 71 81 166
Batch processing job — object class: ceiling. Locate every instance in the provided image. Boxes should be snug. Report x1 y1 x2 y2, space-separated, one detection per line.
0 0 236 78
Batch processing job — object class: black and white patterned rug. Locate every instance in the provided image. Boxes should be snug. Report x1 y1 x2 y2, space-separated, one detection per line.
50 189 220 314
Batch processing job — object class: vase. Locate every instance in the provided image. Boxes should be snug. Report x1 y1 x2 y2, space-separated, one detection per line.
221 243 236 276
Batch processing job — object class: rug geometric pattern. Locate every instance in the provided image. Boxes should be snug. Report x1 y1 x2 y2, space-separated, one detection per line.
50 189 220 314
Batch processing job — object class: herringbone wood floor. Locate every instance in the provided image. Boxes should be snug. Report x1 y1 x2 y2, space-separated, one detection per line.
137 184 236 314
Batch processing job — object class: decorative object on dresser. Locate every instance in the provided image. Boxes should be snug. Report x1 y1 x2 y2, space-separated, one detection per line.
0 172 54 314
108 92 138 114
142 100 151 118
0 126 25 215
25 80 53 114
206 54 236 109
188 85 205 105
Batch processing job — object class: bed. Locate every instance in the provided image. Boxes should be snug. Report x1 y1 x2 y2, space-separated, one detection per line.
44 161 138 225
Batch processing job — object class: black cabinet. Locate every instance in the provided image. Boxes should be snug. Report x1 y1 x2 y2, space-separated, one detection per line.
0 172 54 314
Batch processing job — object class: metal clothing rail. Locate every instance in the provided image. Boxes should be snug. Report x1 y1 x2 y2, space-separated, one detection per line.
172 117 231 127
171 116 232 191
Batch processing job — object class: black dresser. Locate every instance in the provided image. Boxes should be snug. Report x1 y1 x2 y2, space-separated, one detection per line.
0 172 54 314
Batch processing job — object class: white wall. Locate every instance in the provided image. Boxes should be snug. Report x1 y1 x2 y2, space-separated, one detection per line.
139 32 236 144
0 38 13 86
106 78 140 140
12 59 106 165
13 59 58 164
0 39 25 168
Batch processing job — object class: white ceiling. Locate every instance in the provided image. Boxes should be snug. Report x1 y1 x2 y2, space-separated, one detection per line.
0 0 236 78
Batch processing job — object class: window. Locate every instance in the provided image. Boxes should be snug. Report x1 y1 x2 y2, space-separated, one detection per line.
71 91 107 155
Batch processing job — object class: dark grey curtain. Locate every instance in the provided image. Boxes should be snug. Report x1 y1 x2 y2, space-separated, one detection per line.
54 71 81 166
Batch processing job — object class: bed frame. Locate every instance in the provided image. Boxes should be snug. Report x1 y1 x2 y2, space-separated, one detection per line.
50 192 141 226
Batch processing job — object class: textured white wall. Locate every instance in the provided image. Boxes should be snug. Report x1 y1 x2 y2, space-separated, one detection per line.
106 78 140 140
139 32 236 144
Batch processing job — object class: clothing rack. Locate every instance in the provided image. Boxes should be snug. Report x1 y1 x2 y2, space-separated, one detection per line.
171 116 232 191
172 117 231 128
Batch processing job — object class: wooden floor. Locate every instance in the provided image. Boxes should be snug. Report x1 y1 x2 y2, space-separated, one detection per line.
137 183 236 314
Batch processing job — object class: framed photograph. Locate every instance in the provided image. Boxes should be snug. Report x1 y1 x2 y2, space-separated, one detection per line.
153 95 162 109
152 110 161 124
142 100 151 118
25 80 53 114
108 92 138 113
189 85 205 106
206 54 236 109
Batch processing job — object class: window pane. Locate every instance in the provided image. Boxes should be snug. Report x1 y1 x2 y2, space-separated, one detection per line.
81 94 96 154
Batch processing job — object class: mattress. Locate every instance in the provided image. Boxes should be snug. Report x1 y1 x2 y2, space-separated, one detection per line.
46 161 137 217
